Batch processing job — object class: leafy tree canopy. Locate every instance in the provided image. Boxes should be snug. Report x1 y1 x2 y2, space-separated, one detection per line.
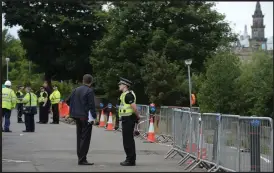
2 0 107 83
91 1 237 104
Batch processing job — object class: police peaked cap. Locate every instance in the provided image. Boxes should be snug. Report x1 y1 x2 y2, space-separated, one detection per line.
118 77 133 87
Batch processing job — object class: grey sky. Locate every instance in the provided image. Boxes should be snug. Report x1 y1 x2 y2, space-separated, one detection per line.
2 1 273 39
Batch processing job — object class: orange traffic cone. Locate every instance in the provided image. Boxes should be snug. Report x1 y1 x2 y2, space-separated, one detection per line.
147 117 156 143
106 112 114 131
99 110 105 127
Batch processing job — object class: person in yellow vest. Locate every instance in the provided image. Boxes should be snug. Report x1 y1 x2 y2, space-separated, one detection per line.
2 80 17 132
37 86 49 124
49 85 61 124
22 84 38 132
16 85 25 123
118 77 140 166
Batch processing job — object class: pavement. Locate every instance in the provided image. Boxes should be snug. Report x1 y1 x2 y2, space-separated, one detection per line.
2 111 204 172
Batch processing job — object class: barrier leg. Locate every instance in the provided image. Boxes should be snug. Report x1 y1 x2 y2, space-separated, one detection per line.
188 160 202 172
207 165 216 172
170 151 178 158
165 149 175 159
184 159 197 170
178 154 191 166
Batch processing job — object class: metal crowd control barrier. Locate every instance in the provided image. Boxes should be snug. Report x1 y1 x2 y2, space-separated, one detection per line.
238 117 273 172
136 104 150 139
164 111 273 172
157 106 191 143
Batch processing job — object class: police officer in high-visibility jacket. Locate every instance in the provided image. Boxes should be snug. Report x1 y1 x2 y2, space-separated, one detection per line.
118 77 140 166
16 85 25 123
49 85 61 124
2 80 17 132
22 84 38 132
37 86 49 124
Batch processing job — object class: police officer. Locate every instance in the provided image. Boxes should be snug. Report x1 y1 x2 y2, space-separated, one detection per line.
22 84 38 132
38 86 49 124
49 85 61 124
16 85 25 123
2 80 17 132
118 77 140 166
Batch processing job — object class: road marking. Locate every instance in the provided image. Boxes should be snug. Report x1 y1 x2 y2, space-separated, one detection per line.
260 156 271 163
2 159 31 163
229 147 271 163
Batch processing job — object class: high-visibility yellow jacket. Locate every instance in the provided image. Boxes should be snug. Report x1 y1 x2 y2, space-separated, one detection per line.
38 91 48 103
22 92 38 106
50 90 61 104
2 87 17 110
16 91 24 103
118 90 136 117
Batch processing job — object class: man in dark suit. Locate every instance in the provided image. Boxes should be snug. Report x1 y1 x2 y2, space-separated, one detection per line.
66 74 96 166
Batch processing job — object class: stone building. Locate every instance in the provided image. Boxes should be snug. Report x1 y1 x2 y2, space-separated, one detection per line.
233 1 273 60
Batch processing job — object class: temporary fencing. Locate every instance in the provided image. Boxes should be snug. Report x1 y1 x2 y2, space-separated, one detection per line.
163 110 273 172
136 104 150 139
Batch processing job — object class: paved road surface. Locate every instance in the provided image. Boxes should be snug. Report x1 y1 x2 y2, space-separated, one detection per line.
2 111 203 172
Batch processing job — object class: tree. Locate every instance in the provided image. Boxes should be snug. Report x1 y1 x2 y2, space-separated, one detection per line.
2 28 27 82
237 51 273 117
91 1 236 104
2 1 107 87
197 51 241 114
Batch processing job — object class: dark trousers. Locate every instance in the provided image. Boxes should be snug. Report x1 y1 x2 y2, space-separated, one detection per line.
2 108 11 131
39 103 49 123
115 111 119 128
122 116 136 162
76 118 92 163
52 103 59 124
17 103 23 122
24 113 35 132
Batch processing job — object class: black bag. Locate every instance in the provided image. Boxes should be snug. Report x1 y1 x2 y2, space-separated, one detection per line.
23 93 37 115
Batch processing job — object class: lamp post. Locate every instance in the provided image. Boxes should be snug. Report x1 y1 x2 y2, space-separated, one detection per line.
185 59 192 110
5 58 10 80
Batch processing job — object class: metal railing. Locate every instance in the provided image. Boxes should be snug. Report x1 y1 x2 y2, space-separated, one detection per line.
163 110 273 172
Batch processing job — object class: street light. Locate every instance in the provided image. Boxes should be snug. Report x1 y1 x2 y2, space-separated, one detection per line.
185 58 193 155
185 59 192 110
5 58 10 80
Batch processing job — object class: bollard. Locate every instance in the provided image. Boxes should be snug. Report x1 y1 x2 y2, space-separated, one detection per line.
250 119 261 172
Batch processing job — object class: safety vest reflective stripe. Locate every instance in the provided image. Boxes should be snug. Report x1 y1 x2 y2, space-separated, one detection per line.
119 90 136 117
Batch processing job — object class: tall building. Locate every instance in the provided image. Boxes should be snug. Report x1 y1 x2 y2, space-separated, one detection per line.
233 1 273 60
249 1 267 50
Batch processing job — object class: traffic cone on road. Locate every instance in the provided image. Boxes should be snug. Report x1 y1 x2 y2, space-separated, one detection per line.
99 110 105 127
147 117 156 143
106 112 114 131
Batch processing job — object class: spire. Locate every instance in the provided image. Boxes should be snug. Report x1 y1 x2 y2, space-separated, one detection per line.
244 25 248 37
253 1 263 17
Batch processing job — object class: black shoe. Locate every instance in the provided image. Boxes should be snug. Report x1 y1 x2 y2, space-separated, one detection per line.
50 122 57 124
4 129 12 132
18 120 24 123
78 160 94 165
40 122 48 124
22 130 31 132
120 160 136 166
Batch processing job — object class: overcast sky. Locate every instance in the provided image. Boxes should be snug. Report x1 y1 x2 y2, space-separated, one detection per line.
2 1 273 39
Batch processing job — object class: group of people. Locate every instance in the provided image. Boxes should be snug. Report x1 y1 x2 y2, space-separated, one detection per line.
66 74 140 166
3 74 140 166
2 81 61 133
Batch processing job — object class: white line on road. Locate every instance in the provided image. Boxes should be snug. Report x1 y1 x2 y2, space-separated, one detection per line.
2 159 31 163
229 147 271 163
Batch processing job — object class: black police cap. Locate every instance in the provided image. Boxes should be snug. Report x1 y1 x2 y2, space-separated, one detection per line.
118 77 132 87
